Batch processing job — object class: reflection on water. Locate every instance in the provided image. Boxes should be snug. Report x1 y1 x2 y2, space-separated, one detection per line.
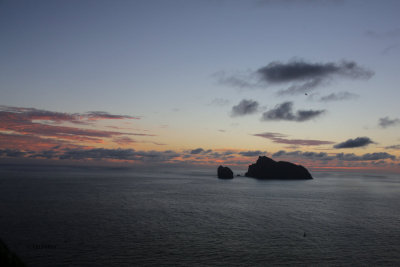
0 167 399 266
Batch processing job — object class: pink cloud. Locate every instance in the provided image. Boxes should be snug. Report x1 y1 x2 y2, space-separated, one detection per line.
254 132 335 146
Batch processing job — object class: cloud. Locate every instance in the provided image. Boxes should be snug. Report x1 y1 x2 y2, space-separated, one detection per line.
191 148 204 154
238 150 265 157
366 28 400 39
271 150 395 162
113 136 136 145
214 70 261 89
59 148 180 161
334 137 374 149
319 92 359 102
379 117 400 128
0 132 74 151
84 111 139 121
253 132 334 146
231 99 259 117
0 149 27 158
0 106 150 149
29 150 60 159
257 60 372 83
336 152 395 161
0 106 138 124
382 44 400 55
190 148 213 155
276 79 322 95
272 150 334 161
261 102 325 122
218 60 373 95
208 98 230 107
385 144 400 150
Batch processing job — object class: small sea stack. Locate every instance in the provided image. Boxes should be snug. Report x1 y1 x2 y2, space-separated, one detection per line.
245 156 312 180
217 166 234 179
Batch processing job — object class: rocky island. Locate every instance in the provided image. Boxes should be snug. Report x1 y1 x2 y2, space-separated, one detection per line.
217 166 234 179
245 156 312 180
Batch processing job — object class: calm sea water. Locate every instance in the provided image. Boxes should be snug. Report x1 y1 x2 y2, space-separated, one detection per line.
0 166 399 266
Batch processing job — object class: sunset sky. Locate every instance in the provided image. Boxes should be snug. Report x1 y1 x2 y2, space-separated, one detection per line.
1 0 400 172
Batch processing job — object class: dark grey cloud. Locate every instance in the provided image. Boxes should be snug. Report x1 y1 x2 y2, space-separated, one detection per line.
0 149 27 158
191 148 204 154
29 150 59 159
190 148 212 155
272 150 334 161
254 132 334 146
261 102 325 122
238 150 265 157
85 111 139 120
59 148 180 161
257 60 372 84
271 150 396 162
336 152 395 161
60 148 137 160
379 117 400 128
207 150 236 159
218 60 373 95
319 92 359 102
334 137 374 149
231 99 259 117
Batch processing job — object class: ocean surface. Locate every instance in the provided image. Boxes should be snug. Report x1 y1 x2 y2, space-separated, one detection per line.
0 166 399 266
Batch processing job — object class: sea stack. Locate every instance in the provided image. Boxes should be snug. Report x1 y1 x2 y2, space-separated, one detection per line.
217 166 234 179
245 156 312 180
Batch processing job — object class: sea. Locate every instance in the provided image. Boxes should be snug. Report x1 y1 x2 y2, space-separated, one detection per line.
0 165 399 266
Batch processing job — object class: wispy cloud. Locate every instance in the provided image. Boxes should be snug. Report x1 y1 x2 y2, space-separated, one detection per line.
334 137 374 149
261 102 325 122
319 92 359 102
366 28 400 39
272 150 395 162
379 117 400 128
253 132 334 146
208 98 230 107
0 132 73 150
0 106 139 124
0 106 150 151
113 136 136 145
336 152 395 161
384 144 400 150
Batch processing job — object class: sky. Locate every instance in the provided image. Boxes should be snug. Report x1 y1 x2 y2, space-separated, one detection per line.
1 0 400 172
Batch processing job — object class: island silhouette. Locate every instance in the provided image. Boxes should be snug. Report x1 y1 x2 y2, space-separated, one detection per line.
218 156 313 180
